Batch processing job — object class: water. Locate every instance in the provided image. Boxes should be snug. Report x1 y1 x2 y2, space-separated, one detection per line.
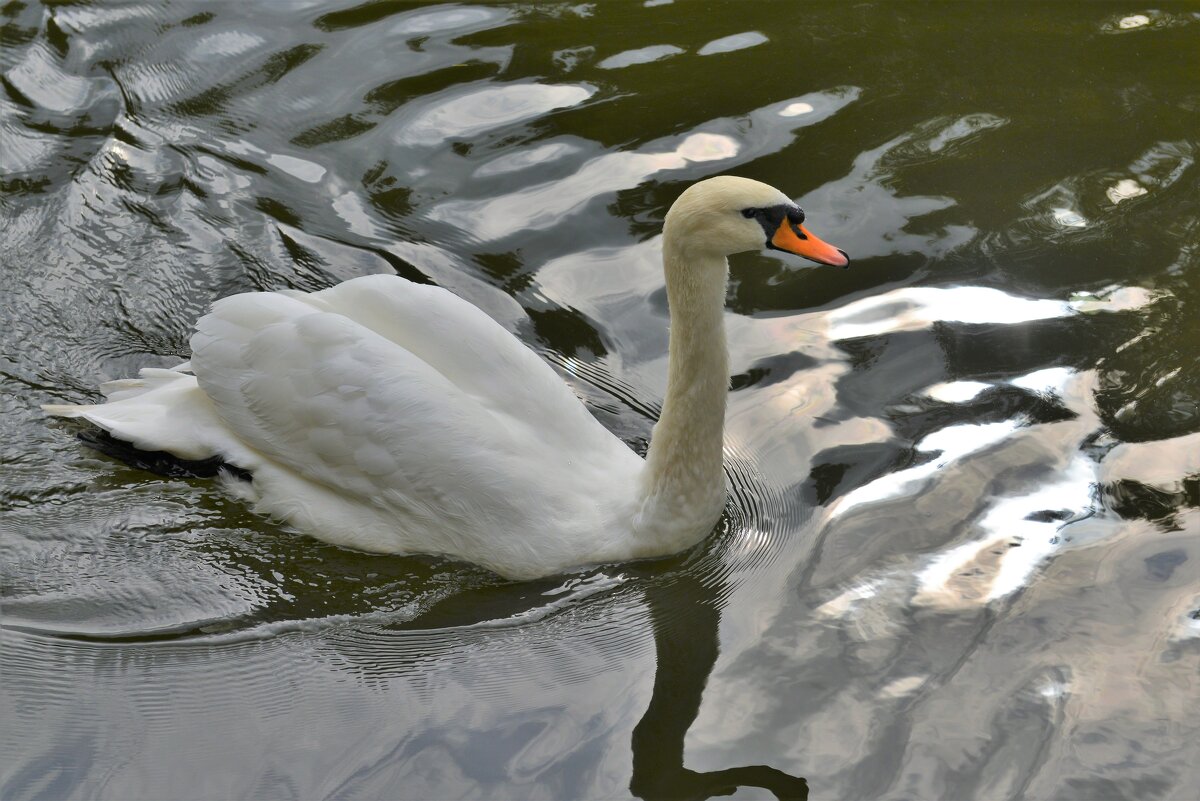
2 2 1198 799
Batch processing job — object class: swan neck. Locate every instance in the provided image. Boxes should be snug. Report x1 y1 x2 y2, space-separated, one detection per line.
640 241 730 534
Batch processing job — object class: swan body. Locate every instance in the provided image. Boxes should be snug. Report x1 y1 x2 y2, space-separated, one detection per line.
44 176 848 579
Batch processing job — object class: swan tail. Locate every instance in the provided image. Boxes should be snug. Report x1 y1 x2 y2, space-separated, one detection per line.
42 367 233 464
41 402 89 416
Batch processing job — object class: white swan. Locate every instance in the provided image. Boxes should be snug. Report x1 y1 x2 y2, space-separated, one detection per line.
44 176 848 579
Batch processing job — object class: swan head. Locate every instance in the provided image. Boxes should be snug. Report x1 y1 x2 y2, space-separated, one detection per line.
664 175 849 267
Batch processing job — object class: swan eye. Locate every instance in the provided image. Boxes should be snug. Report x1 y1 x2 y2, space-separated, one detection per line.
741 208 759 219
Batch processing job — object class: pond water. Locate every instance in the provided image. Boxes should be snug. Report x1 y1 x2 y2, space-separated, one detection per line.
3 2 1199 799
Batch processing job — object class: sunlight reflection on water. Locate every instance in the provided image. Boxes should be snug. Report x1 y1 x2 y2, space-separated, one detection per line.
429 86 860 241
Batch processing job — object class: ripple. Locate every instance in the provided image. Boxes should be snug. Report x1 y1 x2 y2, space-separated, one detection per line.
826 284 1154 340
265 152 326 183
913 453 1098 609
187 29 266 60
389 6 503 36
719 444 796 584
1102 431 1200 491
315 3 508 35
597 45 684 70
6 43 95 115
545 349 797 603
1106 178 1148 204
473 141 582 178
429 85 860 242
1010 140 1194 248
0 120 58 179
2 512 272 639
697 31 768 56
394 83 595 146
921 380 992 403
794 116 1008 261
1101 8 1196 33
3 46 121 151
113 60 195 107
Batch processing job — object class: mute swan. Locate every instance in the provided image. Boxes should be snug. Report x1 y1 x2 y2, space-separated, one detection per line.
44 176 848 579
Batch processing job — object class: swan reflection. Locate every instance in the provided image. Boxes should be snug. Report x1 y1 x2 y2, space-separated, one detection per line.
631 576 809 801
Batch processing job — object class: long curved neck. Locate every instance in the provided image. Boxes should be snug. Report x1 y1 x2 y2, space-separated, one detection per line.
640 240 730 527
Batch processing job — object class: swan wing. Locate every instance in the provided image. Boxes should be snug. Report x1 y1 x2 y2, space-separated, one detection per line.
288 274 623 457
188 279 640 567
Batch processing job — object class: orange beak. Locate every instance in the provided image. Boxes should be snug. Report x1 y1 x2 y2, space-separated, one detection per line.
771 218 849 267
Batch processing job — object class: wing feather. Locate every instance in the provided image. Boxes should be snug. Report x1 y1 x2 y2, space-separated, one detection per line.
190 290 542 529
188 275 644 545
300 275 622 456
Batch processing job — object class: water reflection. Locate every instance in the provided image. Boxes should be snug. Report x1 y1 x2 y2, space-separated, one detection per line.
430 86 860 242
1103 8 1197 34
632 578 809 801
794 115 1003 263
599 45 685 70
827 283 1153 340
697 32 767 56
394 82 595 146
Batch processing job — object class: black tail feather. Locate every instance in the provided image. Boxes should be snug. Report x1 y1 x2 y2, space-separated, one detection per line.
77 429 252 481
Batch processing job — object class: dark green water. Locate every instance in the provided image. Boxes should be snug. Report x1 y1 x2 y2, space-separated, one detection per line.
3 2 1199 799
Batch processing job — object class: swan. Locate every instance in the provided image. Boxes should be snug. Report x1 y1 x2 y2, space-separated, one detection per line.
43 176 848 579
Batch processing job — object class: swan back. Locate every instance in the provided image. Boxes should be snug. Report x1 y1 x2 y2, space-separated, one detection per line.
186 275 645 577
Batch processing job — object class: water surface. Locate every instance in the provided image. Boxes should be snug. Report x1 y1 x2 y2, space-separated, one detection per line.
2 2 1199 799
